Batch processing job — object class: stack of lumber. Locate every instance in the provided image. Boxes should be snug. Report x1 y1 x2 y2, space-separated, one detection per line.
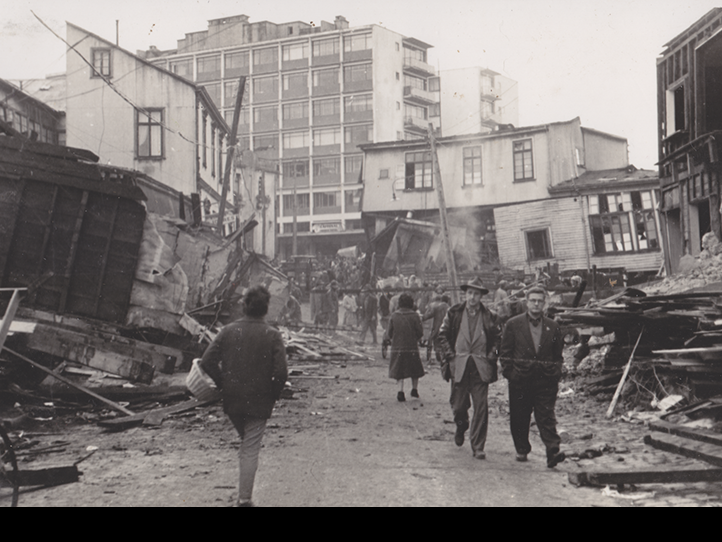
279 327 372 362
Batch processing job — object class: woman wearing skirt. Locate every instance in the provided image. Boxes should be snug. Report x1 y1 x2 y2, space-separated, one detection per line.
385 293 425 402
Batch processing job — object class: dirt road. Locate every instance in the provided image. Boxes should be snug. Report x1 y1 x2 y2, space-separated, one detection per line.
6 334 646 507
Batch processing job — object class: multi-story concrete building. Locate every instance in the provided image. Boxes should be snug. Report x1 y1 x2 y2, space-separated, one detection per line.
361 117 630 275
142 14 441 259
439 67 518 137
65 23 236 235
656 8 722 274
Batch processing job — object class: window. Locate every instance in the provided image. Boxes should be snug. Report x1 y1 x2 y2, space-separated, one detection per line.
575 148 585 167
344 34 372 52
313 69 339 88
345 124 372 146
513 139 534 181
224 107 249 127
346 219 363 231
463 146 482 186
429 77 440 92
526 229 552 260
379 169 389 179
404 46 426 63
313 157 341 177
170 58 193 79
92 48 111 78
254 106 277 126
345 155 363 180
197 55 221 81
283 72 308 91
283 102 308 121
314 192 340 209
429 103 441 117
253 47 278 66
137 109 163 159
313 38 339 57
405 151 432 189
284 222 311 233
253 134 278 151
202 84 221 108
282 42 309 61
404 75 427 91
314 127 341 146
283 131 309 149
283 160 310 178
344 95 372 113
225 51 249 71
283 194 310 215
404 104 427 121
345 189 362 212
313 98 340 117
344 64 372 83
588 191 659 254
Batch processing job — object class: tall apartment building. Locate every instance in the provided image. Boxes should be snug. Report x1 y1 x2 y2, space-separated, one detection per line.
143 14 441 259
439 67 518 137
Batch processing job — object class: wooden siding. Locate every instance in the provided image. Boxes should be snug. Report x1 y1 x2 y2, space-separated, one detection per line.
495 197 663 274
0 177 146 324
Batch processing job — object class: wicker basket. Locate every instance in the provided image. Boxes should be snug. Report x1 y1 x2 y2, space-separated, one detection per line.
186 359 222 402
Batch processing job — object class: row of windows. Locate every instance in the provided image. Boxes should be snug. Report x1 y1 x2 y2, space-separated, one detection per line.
280 219 363 234
235 94 374 123
281 156 363 179
281 190 362 212
245 125 372 151
0 104 59 145
399 141 535 190
588 191 660 254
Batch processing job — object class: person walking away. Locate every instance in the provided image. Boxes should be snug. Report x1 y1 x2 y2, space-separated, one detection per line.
378 285 392 331
323 281 340 332
438 277 499 460
200 286 288 507
385 293 424 402
422 287 450 362
358 284 378 345
499 286 566 468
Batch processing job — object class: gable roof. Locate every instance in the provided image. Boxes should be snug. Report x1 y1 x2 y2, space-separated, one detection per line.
66 22 229 134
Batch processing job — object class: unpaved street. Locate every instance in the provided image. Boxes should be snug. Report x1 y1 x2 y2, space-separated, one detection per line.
9 332 700 508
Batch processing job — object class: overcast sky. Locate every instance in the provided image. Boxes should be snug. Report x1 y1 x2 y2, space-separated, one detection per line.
2 0 720 169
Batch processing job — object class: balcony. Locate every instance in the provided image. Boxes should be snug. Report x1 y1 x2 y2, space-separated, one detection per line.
403 57 435 77
403 85 437 106
404 116 429 134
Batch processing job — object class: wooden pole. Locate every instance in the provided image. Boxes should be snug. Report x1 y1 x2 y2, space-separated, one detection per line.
606 327 645 419
216 76 246 234
2 346 136 417
429 124 459 304
0 289 24 354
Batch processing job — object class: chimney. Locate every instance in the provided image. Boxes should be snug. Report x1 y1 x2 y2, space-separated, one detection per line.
335 16 349 30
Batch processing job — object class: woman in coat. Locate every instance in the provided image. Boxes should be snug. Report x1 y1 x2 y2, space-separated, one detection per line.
200 286 288 507
385 293 424 402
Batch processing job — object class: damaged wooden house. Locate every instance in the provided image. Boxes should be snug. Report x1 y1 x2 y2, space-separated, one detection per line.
0 123 290 392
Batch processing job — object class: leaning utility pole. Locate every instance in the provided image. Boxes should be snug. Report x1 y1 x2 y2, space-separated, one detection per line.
429 123 459 304
216 76 246 234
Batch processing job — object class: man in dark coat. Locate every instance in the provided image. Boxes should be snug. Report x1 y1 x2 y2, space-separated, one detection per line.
438 277 499 460
200 286 288 507
499 286 566 468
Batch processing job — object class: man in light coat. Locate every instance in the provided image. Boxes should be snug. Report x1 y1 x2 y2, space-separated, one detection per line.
438 277 499 460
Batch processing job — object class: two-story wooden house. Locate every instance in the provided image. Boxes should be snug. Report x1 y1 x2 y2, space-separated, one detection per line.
360 117 629 273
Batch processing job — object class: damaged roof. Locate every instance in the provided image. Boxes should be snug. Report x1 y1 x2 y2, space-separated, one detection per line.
548 165 660 196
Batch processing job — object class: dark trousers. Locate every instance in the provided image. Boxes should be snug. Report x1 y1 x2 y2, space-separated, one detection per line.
451 359 489 454
358 318 377 344
508 378 561 457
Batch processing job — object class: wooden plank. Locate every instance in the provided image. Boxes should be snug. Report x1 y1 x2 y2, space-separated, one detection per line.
0 289 23 353
93 197 119 316
2 346 135 416
59 190 89 313
569 468 722 487
644 433 722 467
7 466 80 488
606 327 644 418
98 398 217 431
649 420 722 448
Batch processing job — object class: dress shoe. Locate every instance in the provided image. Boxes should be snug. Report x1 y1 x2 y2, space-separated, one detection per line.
397 391 406 402
454 423 468 447
233 501 254 508
474 451 486 460
515 453 528 462
410 388 419 398
547 451 566 468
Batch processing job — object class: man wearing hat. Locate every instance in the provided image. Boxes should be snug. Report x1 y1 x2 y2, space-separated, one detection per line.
438 277 500 459
499 286 566 468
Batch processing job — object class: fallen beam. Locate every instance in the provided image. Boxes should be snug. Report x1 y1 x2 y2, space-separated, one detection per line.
98 397 217 431
569 467 722 487
649 420 722 448
644 433 722 467
0 466 81 488
2 346 135 416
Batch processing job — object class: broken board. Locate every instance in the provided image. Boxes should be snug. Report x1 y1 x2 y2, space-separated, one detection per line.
569 467 722 487
98 397 218 431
